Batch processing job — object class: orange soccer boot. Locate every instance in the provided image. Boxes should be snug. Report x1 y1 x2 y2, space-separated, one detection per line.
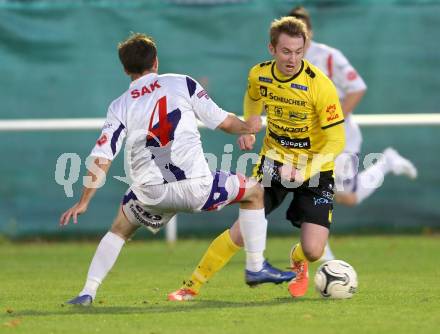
167 288 197 302
288 245 309 297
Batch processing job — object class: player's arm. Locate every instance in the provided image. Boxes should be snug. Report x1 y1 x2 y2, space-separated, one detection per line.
217 113 261 134
60 104 127 226
239 67 265 150
309 78 346 176
319 123 345 157
332 49 367 116
318 82 345 159
341 90 365 116
305 122 345 179
187 76 261 135
279 123 345 182
59 158 112 226
243 92 264 120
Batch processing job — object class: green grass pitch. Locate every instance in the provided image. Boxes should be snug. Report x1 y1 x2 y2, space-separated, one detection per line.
1 235 439 334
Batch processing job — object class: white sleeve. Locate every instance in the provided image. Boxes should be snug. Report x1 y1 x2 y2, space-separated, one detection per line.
185 76 228 130
90 103 127 161
332 49 367 94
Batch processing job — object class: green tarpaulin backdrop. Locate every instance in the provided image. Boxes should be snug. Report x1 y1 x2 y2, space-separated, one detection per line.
0 0 439 238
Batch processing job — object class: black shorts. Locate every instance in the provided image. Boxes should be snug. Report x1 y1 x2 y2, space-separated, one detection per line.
255 155 335 229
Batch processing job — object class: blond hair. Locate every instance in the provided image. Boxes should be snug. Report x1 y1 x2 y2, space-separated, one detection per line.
270 16 308 47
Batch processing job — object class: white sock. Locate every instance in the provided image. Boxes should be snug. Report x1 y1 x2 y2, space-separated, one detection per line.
79 231 125 299
356 155 390 204
238 208 267 272
245 251 265 272
320 242 335 262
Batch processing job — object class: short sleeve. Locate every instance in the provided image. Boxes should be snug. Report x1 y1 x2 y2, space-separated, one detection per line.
90 103 127 160
246 66 262 101
185 76 228 130
316 77 345 130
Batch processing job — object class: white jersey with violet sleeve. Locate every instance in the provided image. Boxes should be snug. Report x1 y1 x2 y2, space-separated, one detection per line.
90 73 228 197
306 41 367 153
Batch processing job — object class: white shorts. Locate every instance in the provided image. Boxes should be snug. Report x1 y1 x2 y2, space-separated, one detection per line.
334 152 360 193
121 171 246 233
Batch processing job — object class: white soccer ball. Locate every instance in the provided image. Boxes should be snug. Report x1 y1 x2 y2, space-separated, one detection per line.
314 260 358 299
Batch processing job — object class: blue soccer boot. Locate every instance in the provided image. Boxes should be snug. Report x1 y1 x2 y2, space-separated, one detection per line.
66 294 93 306
245 260 295 287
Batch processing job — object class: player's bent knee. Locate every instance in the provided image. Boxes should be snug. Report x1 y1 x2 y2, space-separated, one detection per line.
303 249 323 262
302 244 325 262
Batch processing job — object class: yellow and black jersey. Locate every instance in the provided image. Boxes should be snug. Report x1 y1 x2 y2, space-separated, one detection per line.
245 59 344 178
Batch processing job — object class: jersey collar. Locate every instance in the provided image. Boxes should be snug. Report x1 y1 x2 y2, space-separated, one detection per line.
271 60 304 83
129 72 158 88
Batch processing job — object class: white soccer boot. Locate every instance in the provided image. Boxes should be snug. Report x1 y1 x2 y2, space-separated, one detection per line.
383 147 418 179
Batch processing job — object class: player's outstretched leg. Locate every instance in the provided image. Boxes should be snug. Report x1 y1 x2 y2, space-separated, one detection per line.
168 177 293 301
168 220 294 301
168 229 241 301
353 147 417 205
238 181 295 287
66 207 138 306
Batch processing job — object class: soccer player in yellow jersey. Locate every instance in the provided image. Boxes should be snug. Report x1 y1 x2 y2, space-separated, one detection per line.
289 6 417 262
168 17 345 301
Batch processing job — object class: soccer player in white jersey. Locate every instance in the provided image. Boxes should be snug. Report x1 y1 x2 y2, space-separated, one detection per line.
289 7 418 260
60 33 294 305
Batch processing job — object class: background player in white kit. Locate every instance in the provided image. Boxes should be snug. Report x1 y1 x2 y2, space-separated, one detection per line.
289 7 418 260
60 33 294 305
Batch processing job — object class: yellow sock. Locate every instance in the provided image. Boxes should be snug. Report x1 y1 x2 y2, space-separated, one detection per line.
183 229 241 294
291 243 307 262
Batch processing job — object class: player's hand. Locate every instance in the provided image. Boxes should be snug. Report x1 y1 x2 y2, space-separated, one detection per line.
246 115 262 133
278 164 301 182
237 134 256 150
59 202 88 226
